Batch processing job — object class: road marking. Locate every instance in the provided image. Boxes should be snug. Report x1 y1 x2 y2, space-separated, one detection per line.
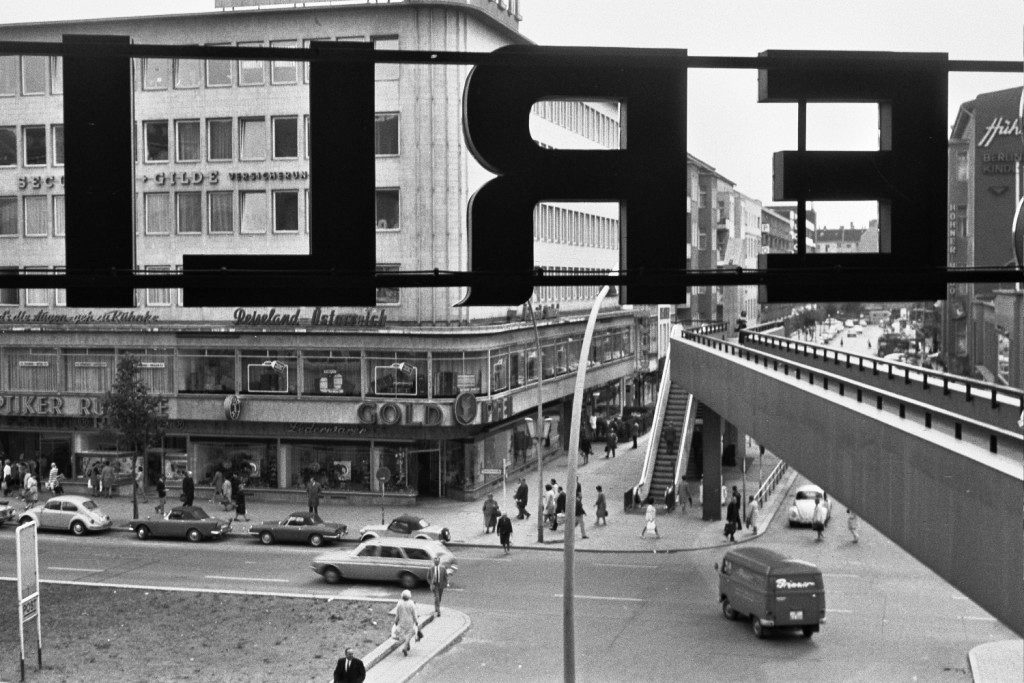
204 575 290 583
554 594 643 603
962 616 997 622
825 574 860 579
46 566 97 572
592 563 658 570
828 609 853 613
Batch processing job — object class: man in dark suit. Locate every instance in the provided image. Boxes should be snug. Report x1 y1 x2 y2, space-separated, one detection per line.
181 471 195 507
514 478 530 520
334 647 366 683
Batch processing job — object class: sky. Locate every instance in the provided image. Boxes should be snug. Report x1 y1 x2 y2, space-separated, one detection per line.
3 0 1022 228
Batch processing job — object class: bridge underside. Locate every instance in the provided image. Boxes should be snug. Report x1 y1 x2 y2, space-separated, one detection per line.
671 337 1024 636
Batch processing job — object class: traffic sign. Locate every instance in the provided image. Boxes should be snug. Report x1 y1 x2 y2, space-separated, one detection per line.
481 468 502 475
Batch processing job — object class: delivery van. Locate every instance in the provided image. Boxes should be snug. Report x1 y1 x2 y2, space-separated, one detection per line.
715 546 825 638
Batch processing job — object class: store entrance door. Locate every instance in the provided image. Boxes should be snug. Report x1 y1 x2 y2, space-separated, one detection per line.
409 449 440 497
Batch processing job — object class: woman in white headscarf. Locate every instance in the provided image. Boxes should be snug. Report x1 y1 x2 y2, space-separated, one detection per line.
393 589 419 656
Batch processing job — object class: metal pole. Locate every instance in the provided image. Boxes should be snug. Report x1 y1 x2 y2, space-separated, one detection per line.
527 300 545 543
564 284 610 683
380 481 385 525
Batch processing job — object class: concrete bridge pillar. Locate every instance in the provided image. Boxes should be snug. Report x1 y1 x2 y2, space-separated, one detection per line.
701 408 722 521
723 421 739 466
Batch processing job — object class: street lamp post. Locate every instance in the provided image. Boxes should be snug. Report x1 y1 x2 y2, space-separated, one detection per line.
526 300 546 543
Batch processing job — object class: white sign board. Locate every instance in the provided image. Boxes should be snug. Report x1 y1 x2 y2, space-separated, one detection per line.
16 520 43 679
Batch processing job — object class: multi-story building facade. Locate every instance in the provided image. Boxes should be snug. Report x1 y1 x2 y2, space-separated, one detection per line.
0 0 645 502
718 189 762 331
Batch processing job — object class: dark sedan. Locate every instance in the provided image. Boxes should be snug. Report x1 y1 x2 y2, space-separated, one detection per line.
129 506 231 542
248 512 347 547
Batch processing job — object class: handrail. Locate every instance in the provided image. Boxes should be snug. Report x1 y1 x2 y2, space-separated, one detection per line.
752 460 789 509
671 391 696 487
636 349 671 500
680 331 1024 460
742 331 1024 413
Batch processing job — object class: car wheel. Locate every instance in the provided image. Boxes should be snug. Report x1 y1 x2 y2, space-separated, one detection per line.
752 620 766 639
308 533 324 547
135 525 150 540
441 528 451 542
322 567 342 584
259 531 274 545
360 533 376 542
414 534 430 541
399 572 419 590
70 520 86 536
802 626 815 638
19 517 32 526
186 528 203 543
721 600 737 620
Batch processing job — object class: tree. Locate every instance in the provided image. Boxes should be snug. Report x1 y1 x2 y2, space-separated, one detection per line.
102 355 167 519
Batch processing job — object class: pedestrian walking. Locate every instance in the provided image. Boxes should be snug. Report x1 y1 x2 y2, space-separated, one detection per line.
1 458 11 497
307 476 323 517
595 485 608 525
604 429 618 458
392 590 419 656
231 480 249 521
88 463 101 496
640 502 659 538
745 494 759 534
579 433 591 465
630 419 640 449
574 495 588 539
334 647 366 683
812 494 828 541
725 494 741 542
135 466 148 503
428 555 448 616
211 470 224 504
514 478 530 520
482 493 499 533
664 485 676 513
552 486 566 531
847 508 859 543
663 423 676 455
154 476 167 515
21 472 38 510
497 511 513 553
181 470 195 506
221 476 234 511
100 460 115 498
544 485 556 530
47 462 59 494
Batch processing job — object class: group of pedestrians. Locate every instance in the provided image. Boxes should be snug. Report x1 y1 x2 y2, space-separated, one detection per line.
209 469 250 521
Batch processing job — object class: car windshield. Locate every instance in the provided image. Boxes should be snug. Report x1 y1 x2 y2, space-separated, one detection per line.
415 519 429 529
795 491 820 501
82 501 98 510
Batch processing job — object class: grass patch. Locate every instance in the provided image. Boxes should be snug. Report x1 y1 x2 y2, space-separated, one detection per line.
0 583 386 682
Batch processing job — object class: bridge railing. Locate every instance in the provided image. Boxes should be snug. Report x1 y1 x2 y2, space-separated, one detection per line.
753 459 788 509
681 331 1024 460
740 330 1024 415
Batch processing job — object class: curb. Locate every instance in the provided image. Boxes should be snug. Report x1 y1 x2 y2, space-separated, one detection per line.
365 610 472 683
363 612 436 669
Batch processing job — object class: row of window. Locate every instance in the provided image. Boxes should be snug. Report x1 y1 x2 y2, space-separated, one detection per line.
0 36 398 99
532 100 620 149
533 203 619 249
535 267 611 303
0 125 63 168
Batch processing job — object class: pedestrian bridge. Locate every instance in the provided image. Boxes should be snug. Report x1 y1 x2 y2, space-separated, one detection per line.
658 330 1023 637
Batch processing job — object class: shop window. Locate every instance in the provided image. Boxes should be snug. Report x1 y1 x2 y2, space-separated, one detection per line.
273 190 299 233
207 118 232 161
21 55 47 95
490 349 509 394
50 57 62 94
208 191 234 234
0 56 18 95
53 195 64 236
366 353 426 398
23 195 49 237
143 58 171 90
433 352 487 397
376 446 410 490
65 348 115 392
272 116 298 159
1 196 18 236
270 39 298 84
238 42 266 86
52 124 64 166
302 352 360 396
293 443 370 491
174 59 202 89
0 127 15 166
372 36 399 81
24 126 46 166
375 263 400 306
0 267 17 305
121 349 174 393
145 265 173 306
193 441 276 489
375 113 399 155
178 350 235 394
144 193 171 235
7 348 60 391
205 44 233 87
375 188 399 231
509 349 524 388
240 117 267 160
176 120 200 162
176 192 202 234
240 191 268 234
144 121 169 163
243 350 296 394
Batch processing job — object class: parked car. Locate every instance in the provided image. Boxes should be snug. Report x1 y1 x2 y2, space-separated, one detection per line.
788 484 831 527
130 506 231 542
19 495 113 535
249 512 347 547
0 498 17 526
359 514 451 543
311 538 457 589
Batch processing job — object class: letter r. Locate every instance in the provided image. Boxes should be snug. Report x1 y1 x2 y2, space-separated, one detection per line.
462 46 688 305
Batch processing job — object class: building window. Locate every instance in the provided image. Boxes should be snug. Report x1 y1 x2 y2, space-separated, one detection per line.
0 56 18 95
376 263 400 305
174 59 202 89
53 195 64 236
175 120 200 162
52 124 64 166
207 118 232 161
205 44 233 87
303 38 327 83
373 36 399 81
956 152 969 182
239 118 267 160
375 188 399 231
21 55 48 95
55 267 66 306
23 126 46 166
23 195 49 237
208 191 233 234
176 192 202 234
366 352 426 398
25 269 48 307
303 352 360 396
273 190 299 233
178 350 235 394
375 113 399 155
145 265 173 307
240 191 268 234
243 350 296 394
304 114 309 158
0 268 18 305
238 42 266 86
143 58 171 90
272 116 298 159
144 121 169 162
270 40 298 84
144 193 171 235
0 127 15 167
50 57 63 94
0 197 16 236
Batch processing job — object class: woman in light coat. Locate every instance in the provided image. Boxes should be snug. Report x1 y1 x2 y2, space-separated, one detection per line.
641 502 659 538
393 590 419 656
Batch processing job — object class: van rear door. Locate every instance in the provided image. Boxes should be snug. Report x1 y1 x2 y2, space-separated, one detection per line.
770 573 825 626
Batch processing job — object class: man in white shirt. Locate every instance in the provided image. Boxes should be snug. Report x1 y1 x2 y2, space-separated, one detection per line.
1 459 12 496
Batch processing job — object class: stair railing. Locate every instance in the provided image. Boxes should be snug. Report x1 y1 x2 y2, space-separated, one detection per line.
672 391 697 492
635 350 671 502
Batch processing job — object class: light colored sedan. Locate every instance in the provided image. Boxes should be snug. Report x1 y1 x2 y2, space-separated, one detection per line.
19 495 113 535
0 499 15 526
788 484 831 527
311 537 457 590
358 514 451 543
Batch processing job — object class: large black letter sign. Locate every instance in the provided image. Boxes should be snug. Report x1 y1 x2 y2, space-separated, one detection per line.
462 46 687 305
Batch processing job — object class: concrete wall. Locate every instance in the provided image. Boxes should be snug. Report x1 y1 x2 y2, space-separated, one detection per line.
671 336 1024 637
